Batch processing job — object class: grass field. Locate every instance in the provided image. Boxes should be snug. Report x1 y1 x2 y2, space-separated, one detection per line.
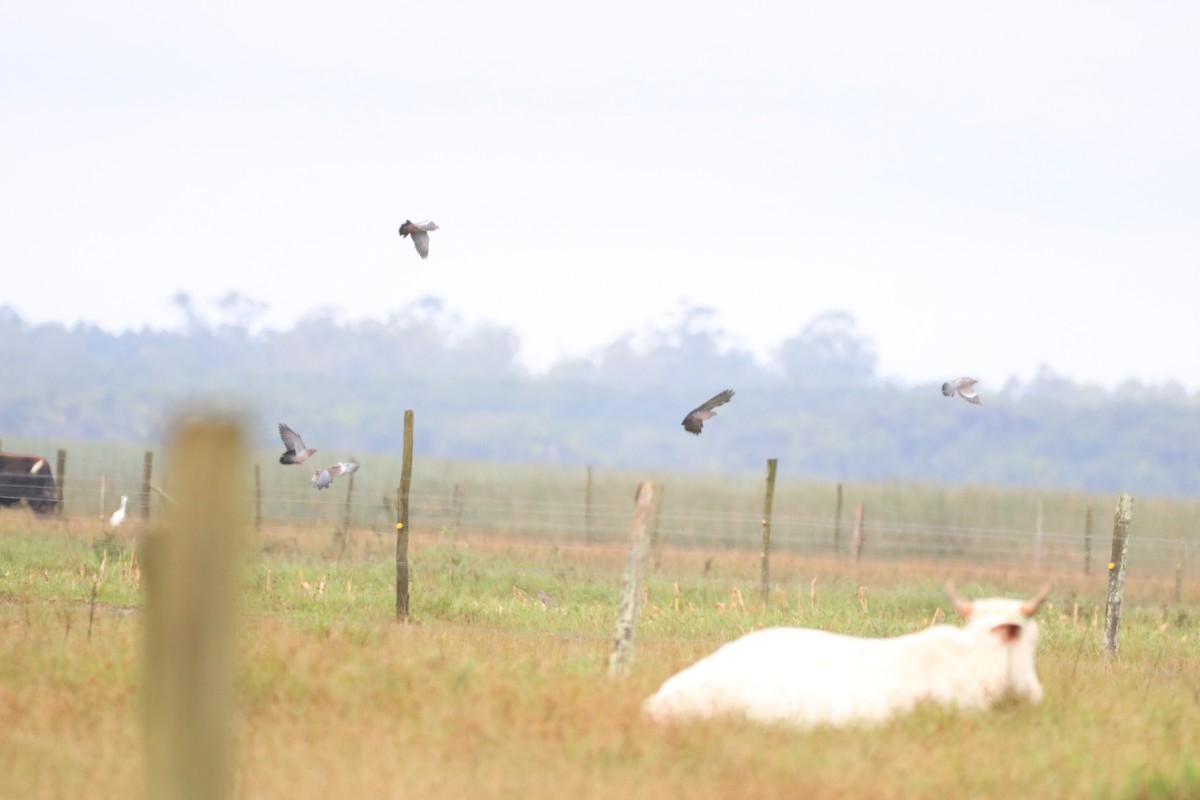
2 502 1199 800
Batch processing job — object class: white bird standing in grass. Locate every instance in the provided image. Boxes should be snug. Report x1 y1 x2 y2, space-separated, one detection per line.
108 495 128 528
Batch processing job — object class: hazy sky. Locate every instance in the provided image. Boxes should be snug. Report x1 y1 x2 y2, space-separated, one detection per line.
3 1 1198 389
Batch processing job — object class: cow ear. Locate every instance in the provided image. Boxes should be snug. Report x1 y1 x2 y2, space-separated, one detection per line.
990 623 1021 643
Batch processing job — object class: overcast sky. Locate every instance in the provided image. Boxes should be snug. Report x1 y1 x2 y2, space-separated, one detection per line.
3 1 1198 389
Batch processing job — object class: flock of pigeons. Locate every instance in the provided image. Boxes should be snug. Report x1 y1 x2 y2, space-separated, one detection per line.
277 423 360 490
93 220 983 523
276 221 988 489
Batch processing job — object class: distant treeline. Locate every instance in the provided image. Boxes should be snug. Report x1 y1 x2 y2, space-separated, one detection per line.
2 298 1198 495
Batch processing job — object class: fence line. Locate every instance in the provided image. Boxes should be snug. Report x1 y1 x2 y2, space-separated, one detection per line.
4 455 1199 575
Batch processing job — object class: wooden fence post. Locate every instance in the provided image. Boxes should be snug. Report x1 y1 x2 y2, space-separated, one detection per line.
395 410 414 622
650 485 666 570
607 482 657 678
1084 508 1093 575
142 417 245 800
1034 498 1043 570
585 465 594 544
760 458 777 607
451 483 464 533
141 450 154 522
1104 493 1134 660
1175 552 1184 605
339 470 356 557
55 449 67 513
833 482 844 556
851 503 866 565
253 465 262 535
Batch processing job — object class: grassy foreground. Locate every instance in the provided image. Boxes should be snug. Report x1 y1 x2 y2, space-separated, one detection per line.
1 517 1199 799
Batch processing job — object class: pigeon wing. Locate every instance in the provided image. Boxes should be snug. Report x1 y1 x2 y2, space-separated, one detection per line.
410 230 431 259
681 390 734 434
693 389 735 414
279 423 305 452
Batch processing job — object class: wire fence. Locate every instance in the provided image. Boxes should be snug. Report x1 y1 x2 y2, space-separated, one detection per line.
3 448 1198 579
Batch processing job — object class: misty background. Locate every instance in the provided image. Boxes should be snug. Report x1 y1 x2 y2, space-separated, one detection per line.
2 294 1197 497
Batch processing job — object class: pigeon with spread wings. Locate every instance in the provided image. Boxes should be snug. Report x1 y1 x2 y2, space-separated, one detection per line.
681 389 735 435
278 423 317 465
941 377 982 405
398 219 439 259
310 459 360 490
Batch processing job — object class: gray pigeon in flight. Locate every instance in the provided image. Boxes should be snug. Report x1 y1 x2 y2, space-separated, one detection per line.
278 423 317 464
941 377 982 405
398 219 439 259
682 389 735 435
310 459 359 489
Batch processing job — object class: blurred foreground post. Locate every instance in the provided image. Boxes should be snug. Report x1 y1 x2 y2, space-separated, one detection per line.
143 417 246 800
141 450 154 521
1104 493 1134 660
396 410 414 621
760 458 777 607
608 482 656 678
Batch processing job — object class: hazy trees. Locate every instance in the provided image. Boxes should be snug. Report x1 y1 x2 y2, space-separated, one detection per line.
2 300 1198 494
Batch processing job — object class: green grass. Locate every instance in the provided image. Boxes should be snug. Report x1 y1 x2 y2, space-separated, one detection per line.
2 511 1199 799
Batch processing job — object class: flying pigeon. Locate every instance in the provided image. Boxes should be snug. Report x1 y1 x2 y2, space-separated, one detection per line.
330 460 360 478
398 219 439 259
682 389 735 435
310 468 333 490
108 495 128 528
309 460 359 489
278 423 317 465
941 377 982 405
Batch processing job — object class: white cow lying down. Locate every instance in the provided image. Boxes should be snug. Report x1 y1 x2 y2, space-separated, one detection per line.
643 584 1050 728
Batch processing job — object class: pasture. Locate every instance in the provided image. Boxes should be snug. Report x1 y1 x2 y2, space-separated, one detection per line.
1 445 1199 798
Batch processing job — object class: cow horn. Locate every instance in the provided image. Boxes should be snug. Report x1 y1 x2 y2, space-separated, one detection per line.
945 581 973 617
1020 584 1052 617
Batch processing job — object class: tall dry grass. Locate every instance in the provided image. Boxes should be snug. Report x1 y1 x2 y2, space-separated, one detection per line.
2 509 1199 799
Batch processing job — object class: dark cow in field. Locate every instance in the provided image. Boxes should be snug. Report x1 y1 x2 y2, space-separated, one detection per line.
0 452 60 515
